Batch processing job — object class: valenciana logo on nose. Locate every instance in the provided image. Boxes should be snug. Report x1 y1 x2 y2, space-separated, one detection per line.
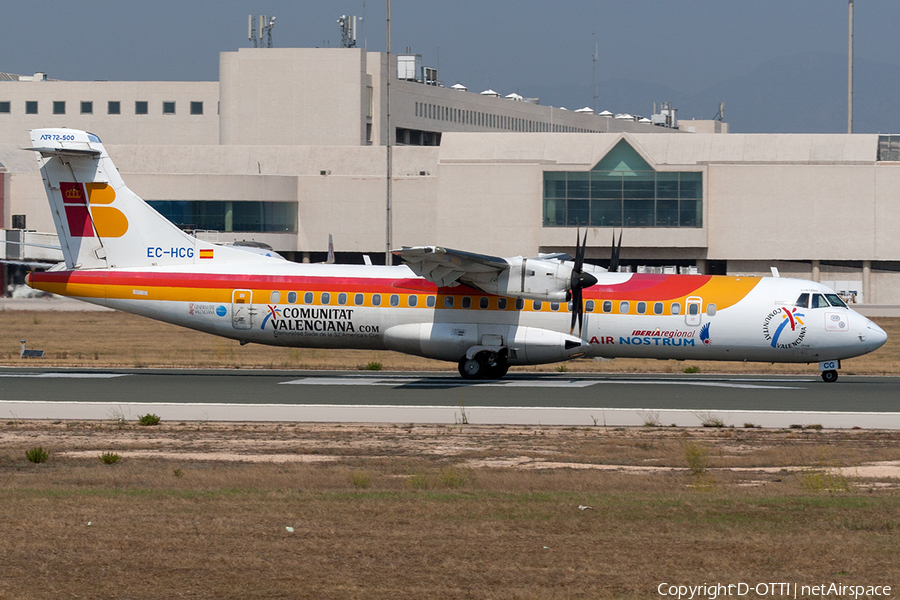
763 306 807 349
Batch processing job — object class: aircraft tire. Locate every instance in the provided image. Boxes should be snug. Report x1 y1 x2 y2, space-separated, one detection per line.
458 356 485 380
485 360 509 380
821 369 839 383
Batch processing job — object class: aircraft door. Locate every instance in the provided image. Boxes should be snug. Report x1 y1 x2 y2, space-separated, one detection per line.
685 296 702 326
232 289 254 330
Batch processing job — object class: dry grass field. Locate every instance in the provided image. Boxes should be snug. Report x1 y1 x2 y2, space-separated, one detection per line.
1 422 900 599
1 309 898 375
2 310 899 598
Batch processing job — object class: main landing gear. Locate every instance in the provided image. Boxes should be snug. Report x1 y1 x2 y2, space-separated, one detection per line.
821 370 839 383
458 351 509 380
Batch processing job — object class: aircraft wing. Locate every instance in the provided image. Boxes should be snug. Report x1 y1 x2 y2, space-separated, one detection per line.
393 246 509 288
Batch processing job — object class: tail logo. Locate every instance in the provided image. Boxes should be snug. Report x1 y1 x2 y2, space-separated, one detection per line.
59 182 128 238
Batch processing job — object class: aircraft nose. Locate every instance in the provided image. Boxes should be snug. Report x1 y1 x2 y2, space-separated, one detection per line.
866 320 888 353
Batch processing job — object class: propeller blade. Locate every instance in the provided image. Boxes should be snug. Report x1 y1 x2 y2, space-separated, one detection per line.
610 229 623 272
569 227 595 336
576 288 584 335
570 290 578 333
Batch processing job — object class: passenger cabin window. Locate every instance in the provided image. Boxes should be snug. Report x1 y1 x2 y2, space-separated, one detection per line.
498 298 507 310
825 294 847 308
303 292 313 304
354 293 364 306
688 303 700 316
408 295 418 307
337 293 347 305
637 301 647 314
462 297 472 309
654 302 664 315
619 301 629 314
671 303 681 315
389 294 399 307
602 300 612 313
550 302 560 311
795 293 810 308
426 295 436 308
270 291 280 304
479 297 489 309
321 292 331 305
811 294 830 309
287 291 297 304
707 304 717 316
533 300 542 311
515 299 524 310
372 294 382 306
444 296 454 308
585 300 595 312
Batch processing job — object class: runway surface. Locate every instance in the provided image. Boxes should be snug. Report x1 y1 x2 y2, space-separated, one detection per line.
1 368 898 428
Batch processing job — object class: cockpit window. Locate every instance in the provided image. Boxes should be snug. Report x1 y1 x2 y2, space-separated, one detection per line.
794 293 809 308
825 293 848 308
811 294 830 309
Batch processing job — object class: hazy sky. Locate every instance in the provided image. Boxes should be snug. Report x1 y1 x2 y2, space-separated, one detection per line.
3 1 899 133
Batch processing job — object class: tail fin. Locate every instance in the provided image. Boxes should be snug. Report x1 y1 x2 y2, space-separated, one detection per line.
28 128 272 269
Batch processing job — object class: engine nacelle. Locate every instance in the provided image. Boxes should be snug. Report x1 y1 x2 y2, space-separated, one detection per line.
384 322 587 365
471 257 573 302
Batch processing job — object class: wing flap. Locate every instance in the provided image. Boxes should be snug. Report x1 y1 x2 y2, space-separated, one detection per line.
393 246 510 289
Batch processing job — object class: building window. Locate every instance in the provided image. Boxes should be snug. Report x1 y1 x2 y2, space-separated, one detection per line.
12 214 26 229
53 101 65 115
108 101 120 115
26 101 38 114
878 135 900 161
190 101 203 115
0 101 10 113
135 101 148 115
543 139 702 228
80 101 93 114
146 200 298 233
163 101 175 114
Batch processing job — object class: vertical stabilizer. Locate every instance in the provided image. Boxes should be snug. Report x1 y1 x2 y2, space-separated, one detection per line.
28 128 274 269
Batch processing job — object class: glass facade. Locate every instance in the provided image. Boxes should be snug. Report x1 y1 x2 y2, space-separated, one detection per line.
543 139 702 228
147 200 297 233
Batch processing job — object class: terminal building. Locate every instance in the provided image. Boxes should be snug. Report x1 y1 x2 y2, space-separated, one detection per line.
1 46 898 306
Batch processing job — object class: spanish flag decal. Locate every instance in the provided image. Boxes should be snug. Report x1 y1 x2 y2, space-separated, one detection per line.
199 249 214 260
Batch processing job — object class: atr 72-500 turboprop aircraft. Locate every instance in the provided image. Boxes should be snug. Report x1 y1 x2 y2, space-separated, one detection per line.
25 128 887 382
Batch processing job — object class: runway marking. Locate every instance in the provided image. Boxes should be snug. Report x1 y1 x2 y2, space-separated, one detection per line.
279 377 803 390
279 377 596 388
0 373 130 379
607 380 803 390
